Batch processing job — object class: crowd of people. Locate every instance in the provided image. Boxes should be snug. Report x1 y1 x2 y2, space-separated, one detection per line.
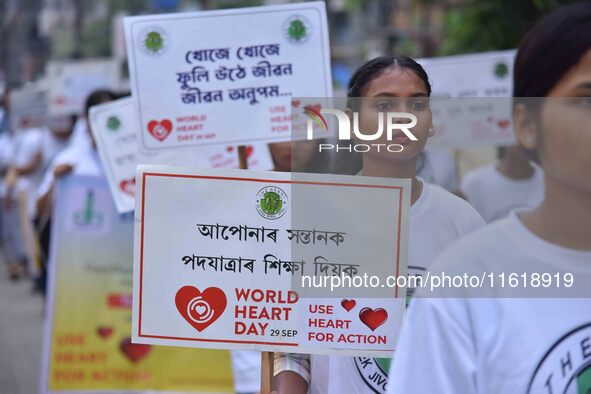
0 2 589 394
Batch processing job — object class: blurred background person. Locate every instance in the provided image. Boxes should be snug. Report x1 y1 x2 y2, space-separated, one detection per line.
35 89 116 294
460 144 544 222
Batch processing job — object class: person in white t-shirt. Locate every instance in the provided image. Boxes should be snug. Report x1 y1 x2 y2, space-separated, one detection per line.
35 90 117 294
460 145 544 222
1 125 44 279
418 148 458 193
36 90 116 216
272 56 485 394
387 4 591 394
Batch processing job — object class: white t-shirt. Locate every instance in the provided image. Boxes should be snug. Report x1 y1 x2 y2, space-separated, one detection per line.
70 117 91 150
387 212 591 394
418 148 458 193
231 350 261 393
460 164 544 223
36 143 104 200
40 128 71 171
315 181 486 394
9 128 44 214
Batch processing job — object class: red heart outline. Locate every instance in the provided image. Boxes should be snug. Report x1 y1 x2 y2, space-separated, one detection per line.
147 119 173 142
175 286 227 332
119 178 135 196
359 307 388 331
119 338 151 363
341 299 356 312
97 326 113 339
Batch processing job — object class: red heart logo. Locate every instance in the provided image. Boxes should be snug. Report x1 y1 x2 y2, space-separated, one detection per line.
341 299 356 312
292 100 301 108
359 307 388 331
119 178 135 196
119 338 151 363
147 119 173 142
175 286 227 332
97 326 113 339
497 119 510 129
226 146 234 153
246 145 254 158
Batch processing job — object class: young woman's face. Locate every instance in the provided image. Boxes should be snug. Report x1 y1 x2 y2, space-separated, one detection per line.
352 67 432 163
529 49 591 192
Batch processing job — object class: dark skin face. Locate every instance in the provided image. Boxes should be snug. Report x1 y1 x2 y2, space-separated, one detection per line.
349 67 433 164
515 49 591 194
514 48 591 249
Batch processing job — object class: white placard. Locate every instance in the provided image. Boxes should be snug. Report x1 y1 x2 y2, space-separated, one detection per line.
418 50 516 98
10 83 47 131
90 98 274 213
47 58 121 116
417 50 517 147
133 166 410 356
124 2 332 153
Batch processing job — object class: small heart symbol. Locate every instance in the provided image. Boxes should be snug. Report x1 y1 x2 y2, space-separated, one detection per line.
341 299 356 312
119 338 151 363
359 307 388 331
97 326 113 339
175 286 227 332
497 119 510 129
226 146 234 153
147 119 173 142
292 99 301 108
246 145 254 158
196 304 207 315
119 178 135 196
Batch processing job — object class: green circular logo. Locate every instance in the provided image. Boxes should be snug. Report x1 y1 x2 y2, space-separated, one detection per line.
138 26 168 56
283 15 311 44
289 20 306 41
260 191 282 215
494 62 509 79
106 116 121 131
256 187 288 220
145 31 164 52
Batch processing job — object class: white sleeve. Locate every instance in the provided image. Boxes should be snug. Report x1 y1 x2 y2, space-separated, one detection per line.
387 297 477 394
36 163 56 200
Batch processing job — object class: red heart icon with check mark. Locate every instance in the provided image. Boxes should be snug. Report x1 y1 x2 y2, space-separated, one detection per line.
119 178 135 196
341 299 356 312
119 338 151 363
147 119 173 142
359 307 388 331
175 286 227 332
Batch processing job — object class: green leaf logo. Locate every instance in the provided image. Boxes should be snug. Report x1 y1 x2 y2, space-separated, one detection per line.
144 31 164 53
256 187 287 220
260 191 282 215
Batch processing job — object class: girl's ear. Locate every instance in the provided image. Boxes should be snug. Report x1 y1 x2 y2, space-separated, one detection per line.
513 103 539 151
345 107 354 122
